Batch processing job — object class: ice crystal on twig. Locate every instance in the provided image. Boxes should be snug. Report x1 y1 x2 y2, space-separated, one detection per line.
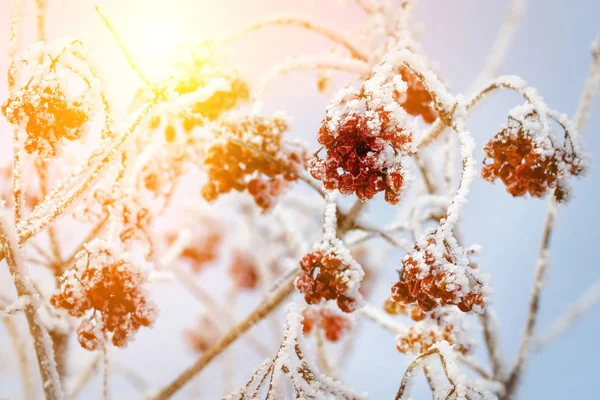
224 303 366 400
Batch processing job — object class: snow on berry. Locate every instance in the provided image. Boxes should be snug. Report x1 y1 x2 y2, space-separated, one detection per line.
50 239 158 350
2 40 101 158
307 65 416 204
481 104 586 203
302 305 351 342
387 232 489 315
201 113 305 211
395 307 474 356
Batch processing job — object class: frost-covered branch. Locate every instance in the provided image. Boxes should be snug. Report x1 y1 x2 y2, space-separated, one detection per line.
152 273 298 399
574 30 600 132
0 211 63 400
226 15 369 60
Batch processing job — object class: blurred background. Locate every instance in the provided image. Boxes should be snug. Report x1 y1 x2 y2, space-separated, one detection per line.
0 0 598 398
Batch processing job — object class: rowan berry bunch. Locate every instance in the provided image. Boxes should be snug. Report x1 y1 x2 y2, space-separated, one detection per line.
2 40 101 159
295 244 364 313
2 77 91 158
301 305 351 342
228 250 260 290
307 73 414 204
201 113 305 211
388 233 487 315
50 239 158 350
395 308 473 356
481 110 585 202
393 66 438 124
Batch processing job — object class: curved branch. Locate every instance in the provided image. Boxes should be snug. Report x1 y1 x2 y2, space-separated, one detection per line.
253 54 369 106
225 15 369 61
151 272 298 399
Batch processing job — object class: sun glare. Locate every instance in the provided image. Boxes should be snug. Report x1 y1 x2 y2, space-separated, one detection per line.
124 17 186 80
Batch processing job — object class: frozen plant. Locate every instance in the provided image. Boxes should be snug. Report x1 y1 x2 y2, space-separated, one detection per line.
0 1 599 400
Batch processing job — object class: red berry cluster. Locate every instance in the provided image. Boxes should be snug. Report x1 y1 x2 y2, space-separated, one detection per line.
2 80 90 158
395 309 472 356
481 115 583 202
393 66 438 124
388 235 486 315
228 250 259 291
308 108 411 203
302 306 351 342
295 248 363 313
50 241 157 350
184 314 220 353
201 114 304 212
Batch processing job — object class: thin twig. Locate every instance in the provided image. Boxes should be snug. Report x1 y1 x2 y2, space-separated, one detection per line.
94 5 154 88
171 265 272 358
152 272 298 399
0 213 63 400
225 15 369 60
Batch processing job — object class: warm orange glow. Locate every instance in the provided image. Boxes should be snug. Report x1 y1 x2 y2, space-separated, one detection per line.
121 14 187 80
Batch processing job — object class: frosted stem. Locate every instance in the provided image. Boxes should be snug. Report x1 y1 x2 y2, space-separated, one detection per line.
0 213 63 400
2 317 38 399
225 15 369 60
151 273 297 399
574 30 600 133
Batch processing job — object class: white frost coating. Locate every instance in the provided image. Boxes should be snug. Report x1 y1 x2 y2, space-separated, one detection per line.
224 303 366 400
0 209 63 399
313 195 366 311
0 295 30 316
359 303 407 334
322 192 339 243
574 31 600 133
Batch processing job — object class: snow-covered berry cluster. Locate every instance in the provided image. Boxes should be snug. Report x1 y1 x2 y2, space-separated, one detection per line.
2 40 100 158
295 244 364 313
302 305 351 342
2 78 91 158
388 233 488 315
481 110 585 202
395 307 474 356
50 240 158 350
307 70 414 204
201 113 304 211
